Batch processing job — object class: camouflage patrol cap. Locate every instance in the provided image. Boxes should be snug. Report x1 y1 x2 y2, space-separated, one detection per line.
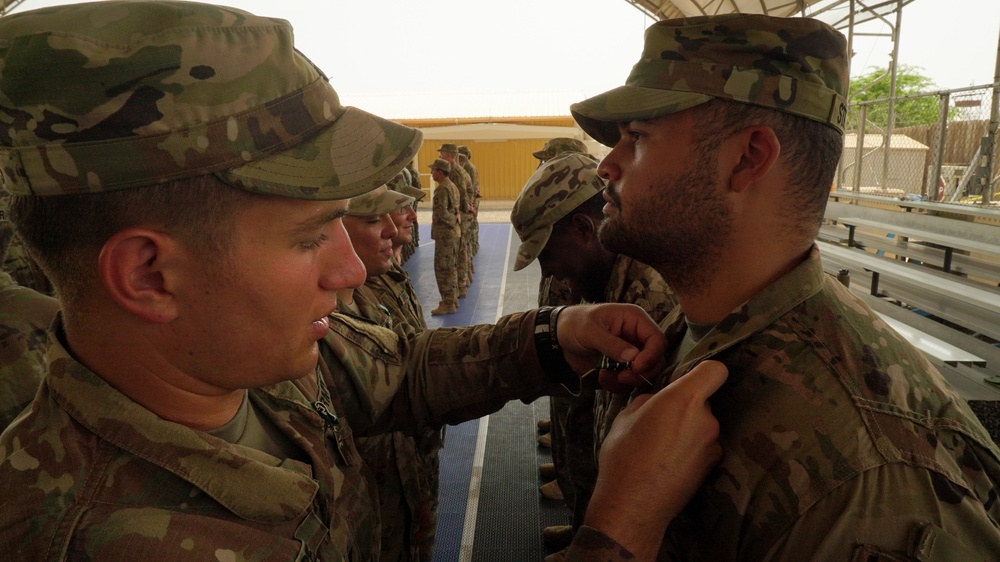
571 14 849 146
387 172 425 201
510 153 605 271
532 138 589 161
0 0 422 198
428 159 451 173
346 185 414 217
457 145 471 157
437 143 459 154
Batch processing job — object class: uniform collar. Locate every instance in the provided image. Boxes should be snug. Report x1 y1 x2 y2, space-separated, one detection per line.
45 323 320 522
668 246 826 382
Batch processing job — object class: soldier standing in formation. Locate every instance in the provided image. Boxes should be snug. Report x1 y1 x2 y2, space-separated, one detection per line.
362 183 444 562
339 185 442 562
529 137 600 474
436 143 474 295
512 153 678 560
428 159 462 316
457 145 480 260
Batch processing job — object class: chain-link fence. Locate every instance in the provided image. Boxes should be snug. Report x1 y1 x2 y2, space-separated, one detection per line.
834 83 1000 207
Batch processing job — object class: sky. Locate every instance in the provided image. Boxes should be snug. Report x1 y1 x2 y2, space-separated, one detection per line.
9 0 1000 118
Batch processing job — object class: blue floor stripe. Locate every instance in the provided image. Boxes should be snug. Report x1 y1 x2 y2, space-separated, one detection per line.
403 224 509 562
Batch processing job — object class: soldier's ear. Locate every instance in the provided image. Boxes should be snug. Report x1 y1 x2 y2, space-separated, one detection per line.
98 229 181 324
570 213 597 237
727 125 780 193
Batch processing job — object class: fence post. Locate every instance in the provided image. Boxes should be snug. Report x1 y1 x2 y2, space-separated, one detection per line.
852 105 868 193
928 92 950 201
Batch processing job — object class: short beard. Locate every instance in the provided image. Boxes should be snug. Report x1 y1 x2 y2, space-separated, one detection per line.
598 162 731 298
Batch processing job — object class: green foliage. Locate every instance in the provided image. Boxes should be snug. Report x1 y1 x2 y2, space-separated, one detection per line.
848 65 952 128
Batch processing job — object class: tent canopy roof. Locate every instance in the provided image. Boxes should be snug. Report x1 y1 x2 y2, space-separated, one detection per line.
625 0 916 30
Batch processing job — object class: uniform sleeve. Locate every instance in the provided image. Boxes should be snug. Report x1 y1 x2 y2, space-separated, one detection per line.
388 310 555 428
763 463 1000 562
432 189 458 229
322 310 557 436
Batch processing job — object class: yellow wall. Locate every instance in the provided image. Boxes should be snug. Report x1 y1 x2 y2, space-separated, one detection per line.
402 116 578 200
416 139 550 200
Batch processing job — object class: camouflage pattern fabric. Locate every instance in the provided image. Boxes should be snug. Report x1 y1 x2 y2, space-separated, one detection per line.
458 155 480 257
0 271 58 431
367 262 428 342
532 138 590 161
431 177 461 308
571 14 849 147
615 247 1000 560
0 0 421 199
1 235 52 295
538 276 586 522
363 271 441 562
0 321 385 561
0 190 52 295
336 285 430 562
554 256 675 533
592 256 677 475
347 185 414 217
447 164 474 287
2 304 621 560
511 154 606 271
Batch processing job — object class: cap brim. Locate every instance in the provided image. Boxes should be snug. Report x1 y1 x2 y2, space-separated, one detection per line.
513 225 553 272
216 106 422 200
399 185 426 201
571 86 712 147
348 192 416 216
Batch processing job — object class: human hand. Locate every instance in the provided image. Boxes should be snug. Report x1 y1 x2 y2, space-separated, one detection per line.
584 360 727 560
554 303 666 381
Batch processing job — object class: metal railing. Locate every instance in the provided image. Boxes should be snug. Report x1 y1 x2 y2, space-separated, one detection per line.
835 82 1000 208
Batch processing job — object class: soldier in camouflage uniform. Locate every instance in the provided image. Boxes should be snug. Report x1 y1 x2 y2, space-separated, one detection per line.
363 182 443 562
527 137 598 486
0 3 729 561
512 153 678 558
532 137 594 167
340 185 438 562
573 14 1000 560
437 143 473 293
428 159 461 316
457 145 480 258
387 172 419 263
0 203 60 431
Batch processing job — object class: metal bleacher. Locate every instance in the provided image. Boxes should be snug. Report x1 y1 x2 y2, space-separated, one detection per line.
818 199 1000 401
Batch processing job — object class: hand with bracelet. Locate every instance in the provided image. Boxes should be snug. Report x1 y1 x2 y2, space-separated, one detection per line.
535 303 668 390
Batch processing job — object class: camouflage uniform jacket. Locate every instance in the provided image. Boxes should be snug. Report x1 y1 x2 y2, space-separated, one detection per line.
0 310 640 561
592 256 677 458
461 160 478 194
447 165 472 215
650 246 1000 561
430 177 460 240
336 286 427 562
0 271 58 431
365 263 427 342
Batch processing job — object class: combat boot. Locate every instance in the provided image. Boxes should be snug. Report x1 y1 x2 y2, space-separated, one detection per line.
542 525 573 550
537 418 551 432
431 304 457 316
539 479 563 500
537 432 552 448
538 462 556 480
